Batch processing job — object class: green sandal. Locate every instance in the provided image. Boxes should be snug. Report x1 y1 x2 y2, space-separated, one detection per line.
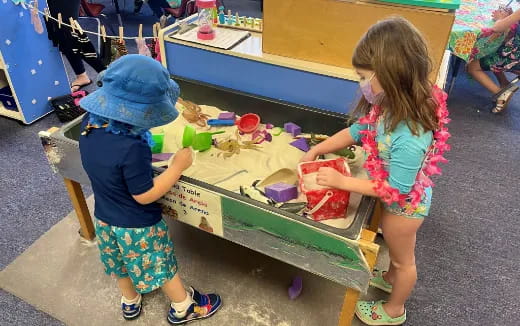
355 300 406 326
369 270 392 293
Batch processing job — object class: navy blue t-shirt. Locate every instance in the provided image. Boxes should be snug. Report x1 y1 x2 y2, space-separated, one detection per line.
79 115 162 228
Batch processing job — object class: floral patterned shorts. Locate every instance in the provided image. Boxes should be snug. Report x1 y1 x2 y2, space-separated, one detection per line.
95 218 178 294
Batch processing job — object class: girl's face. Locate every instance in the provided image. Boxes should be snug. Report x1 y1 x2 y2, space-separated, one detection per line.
356 69 384 95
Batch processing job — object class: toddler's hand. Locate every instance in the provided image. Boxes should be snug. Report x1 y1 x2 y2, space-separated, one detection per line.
170 148 193 171
316 167 345 189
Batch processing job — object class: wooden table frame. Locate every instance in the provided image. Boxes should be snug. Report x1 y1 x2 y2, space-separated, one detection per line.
62 175 381 326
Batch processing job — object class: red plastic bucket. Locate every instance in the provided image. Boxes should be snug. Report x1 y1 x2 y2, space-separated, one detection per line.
298 158 351 221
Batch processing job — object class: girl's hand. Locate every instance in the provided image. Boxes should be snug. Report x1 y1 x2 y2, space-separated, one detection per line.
316 167 346 189
300 149 319 163
493 8 512 22
170 148 193 171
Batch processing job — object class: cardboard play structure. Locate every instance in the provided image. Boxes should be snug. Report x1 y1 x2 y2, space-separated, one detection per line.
0 1 69 124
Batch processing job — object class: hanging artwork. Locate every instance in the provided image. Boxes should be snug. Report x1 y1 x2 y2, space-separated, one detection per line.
135 24 151 57
30 3 44 34
136 38 152 57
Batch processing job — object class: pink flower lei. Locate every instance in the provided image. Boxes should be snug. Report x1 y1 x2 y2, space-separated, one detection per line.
358 85 451 213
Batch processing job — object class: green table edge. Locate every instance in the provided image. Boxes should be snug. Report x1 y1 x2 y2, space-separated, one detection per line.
221 197 367 272
376 0 461 10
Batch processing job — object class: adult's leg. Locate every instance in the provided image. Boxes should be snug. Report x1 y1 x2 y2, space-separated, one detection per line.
47 0 80 20
78 36 107 73
380 211 423 318
47 0 92 91
62 48 91 92
64 30 107 91
63 48 86 75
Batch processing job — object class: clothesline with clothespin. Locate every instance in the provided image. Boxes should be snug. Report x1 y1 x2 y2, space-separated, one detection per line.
25 1 162 41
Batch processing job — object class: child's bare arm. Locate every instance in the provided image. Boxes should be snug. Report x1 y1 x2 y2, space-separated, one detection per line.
336 177 379 197
300 128 357 162
133 148 193 205
316 167 379 197
493 8 520 33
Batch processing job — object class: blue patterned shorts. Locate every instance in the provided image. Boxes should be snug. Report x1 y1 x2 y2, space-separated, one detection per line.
384 187 432 219
95 218 178 294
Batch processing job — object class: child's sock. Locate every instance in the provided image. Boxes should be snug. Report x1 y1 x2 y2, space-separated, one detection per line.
121 293 141 305
171 290 194 318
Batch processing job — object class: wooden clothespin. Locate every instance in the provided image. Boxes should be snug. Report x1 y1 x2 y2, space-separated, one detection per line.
100 25 107 42
33 0 38 10
69 18 76 33
119 26 124 43
43 8 49 22
227 10 232 24
74 20 84 34
138 24 143 40
57 13 62 29
153 23 158 39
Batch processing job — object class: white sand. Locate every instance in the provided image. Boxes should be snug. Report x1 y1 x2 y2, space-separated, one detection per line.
154 104 368 229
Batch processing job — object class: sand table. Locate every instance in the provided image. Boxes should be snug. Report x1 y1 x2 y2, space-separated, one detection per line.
154 103 368 229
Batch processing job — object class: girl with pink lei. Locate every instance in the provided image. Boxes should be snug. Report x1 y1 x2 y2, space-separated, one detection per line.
301 17 450 325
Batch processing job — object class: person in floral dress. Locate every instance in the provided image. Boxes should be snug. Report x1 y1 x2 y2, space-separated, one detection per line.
468 6 520 113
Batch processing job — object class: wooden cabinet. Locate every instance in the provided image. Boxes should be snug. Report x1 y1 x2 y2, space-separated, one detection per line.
262 0 456 80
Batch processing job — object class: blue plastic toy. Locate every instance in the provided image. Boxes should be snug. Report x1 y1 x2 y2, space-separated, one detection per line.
207 119 236 126
218 6 226 24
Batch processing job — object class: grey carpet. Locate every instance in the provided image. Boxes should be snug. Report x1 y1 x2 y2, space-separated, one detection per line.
0 200 389 326
0 2 260 325
1 0 519 325
0 113 70 325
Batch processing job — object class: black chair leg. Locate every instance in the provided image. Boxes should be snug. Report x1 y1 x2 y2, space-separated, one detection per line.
448 55 463 95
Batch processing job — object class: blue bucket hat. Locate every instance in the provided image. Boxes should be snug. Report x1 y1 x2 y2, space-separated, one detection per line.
79 54 180 129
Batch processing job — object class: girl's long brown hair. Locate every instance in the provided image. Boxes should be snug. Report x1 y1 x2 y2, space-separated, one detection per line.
352 17 439 135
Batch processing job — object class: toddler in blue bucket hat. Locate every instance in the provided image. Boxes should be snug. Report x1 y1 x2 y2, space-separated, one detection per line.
79 55 221 324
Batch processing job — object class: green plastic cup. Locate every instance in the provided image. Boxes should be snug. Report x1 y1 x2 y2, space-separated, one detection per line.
182 125 196 148
193 131 225 152
182 125 225 152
